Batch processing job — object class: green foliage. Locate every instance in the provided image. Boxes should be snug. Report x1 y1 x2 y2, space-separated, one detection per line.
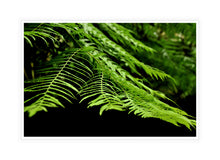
121 23 196 98
24 47 95 117
24 22 196 130
24 23 65 47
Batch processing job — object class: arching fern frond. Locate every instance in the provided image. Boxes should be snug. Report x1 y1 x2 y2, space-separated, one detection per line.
24 46 95 117
79 73 126 115
119 82 196 130
78 52 195 129
91 48 174 100
82 23 173 82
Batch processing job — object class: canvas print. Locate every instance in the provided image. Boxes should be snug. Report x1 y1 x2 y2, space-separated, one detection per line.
24 23 196 137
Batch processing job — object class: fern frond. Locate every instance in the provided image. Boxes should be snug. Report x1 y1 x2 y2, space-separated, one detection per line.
78 54 195 129
82 23 172 82
79 73 126 115
91 50 174 101
117 80 195 130
24 23 65 47
24 46 95 117
97 23 155 53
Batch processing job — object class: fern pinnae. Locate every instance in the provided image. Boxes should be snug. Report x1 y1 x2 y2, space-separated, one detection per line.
79 72 126 115
24 47 94 117
34 49 80 103
24 23 67 47
98 23 155 53
99 64 195 129
82 23 173 83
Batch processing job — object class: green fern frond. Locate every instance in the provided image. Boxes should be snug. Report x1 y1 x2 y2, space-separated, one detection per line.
24 23 65 47
80 73 126 115
97 23 155 53
78 53 194 129
117 80 195 130
82 23 172 82
24 46 95 117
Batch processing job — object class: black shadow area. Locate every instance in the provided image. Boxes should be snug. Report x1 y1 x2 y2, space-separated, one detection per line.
24 101 196 137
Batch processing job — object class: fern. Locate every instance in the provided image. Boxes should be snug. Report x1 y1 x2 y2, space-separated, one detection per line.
24 23 66 47
24 22 196 130
24 47 95 117
82 23 172 82
121 23 196 98
97 23 155 53
119 82 195 130
79 73 126 115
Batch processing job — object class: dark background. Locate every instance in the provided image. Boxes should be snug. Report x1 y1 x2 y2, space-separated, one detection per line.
24 95 196 137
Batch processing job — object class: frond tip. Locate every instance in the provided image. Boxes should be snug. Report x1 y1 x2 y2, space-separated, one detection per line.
120 81 196 130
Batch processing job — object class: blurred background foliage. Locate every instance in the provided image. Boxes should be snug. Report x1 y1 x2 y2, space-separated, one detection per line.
119 23 196 100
